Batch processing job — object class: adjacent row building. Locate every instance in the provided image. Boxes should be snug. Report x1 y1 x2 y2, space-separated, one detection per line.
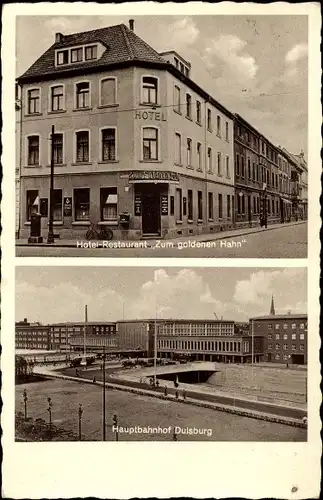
16 20 307 240
15 300 307 365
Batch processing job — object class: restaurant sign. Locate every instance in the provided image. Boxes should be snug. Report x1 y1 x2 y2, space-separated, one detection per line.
129 171 179 183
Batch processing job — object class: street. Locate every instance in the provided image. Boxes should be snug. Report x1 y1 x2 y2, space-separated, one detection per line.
16 379 306 441
16 222 307 258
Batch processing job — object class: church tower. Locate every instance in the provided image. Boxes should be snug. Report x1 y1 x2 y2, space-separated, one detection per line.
269 295 276 316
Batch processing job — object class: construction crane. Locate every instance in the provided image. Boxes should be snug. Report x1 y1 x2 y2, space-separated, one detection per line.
213 312 219 319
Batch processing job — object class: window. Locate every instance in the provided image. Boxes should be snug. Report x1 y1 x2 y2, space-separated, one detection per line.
275 343 280 350
143 127 158 160
50 85 64 111
241 157 245 178
27 136 39 165
27 89 40 114
170 196 174 216
100 78 116 106
268 344 272 350
216 115 221 136
207 148 212 173
175 133 182 164
218 194 223 219
71 47 83 63
225 156 230 177
292 344 296 351
227 195 231 218
174 86 181 113
74 188 90 221
236 155 240 176
100 187 118 221
283 323 288 330
53 133 63 164
196 101 201 124
186 94 192 118
300 323 305 329
272 199 275 214
188 190 193 219
85 45 97 61
197 143 202 170
283 344 288 350
142 77 158 105
268 334 272 339
248 158 251 179
57 50 68 65
101 129 116 161
292 323 296 330
53 189 63 221
292 333 296 340
275 324 280 330
275 354 280 360
198 191 203 220
187 139 192 167
26 190 39 221
283 334 288 340
300 344 304 351
225 122 229 141
217 152 221 175
207 109 212 130
208 192 213 219
300 333 305 340
76 131 89 162
76 82 90 108
175 188 182 221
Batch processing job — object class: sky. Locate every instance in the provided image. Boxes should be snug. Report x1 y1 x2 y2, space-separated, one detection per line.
16 15 308 157
16 267 307 324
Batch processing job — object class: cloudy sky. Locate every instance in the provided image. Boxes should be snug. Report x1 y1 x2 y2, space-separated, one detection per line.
16 14 308 156
16 267 307 324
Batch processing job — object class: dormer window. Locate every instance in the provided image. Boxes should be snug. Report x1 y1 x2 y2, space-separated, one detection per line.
57 50 68 66
85 45 97 61
71 48 83 63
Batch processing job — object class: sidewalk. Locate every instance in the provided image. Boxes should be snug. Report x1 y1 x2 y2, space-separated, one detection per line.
16 220 306 248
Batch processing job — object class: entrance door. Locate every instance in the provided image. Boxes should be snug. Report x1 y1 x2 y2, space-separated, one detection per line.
142 190 161 235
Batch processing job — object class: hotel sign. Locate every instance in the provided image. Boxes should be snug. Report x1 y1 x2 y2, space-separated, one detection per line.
134 110 167 121
129 171 179 183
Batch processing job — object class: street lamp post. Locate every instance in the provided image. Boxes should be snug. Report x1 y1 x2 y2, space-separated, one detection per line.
78 403 83 441
47 125 55 244
23 389 28 420
47 397 52 429
102 345 106 441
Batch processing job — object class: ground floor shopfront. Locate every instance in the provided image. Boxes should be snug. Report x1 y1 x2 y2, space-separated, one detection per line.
19 170 234 240
234 184 293 228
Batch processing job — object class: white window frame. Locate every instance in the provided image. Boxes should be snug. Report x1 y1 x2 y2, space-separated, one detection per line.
73 129 91 163
47 130 65 165
174 132 182 165
141 125 160 161
185 93 192 119
74 80 91 109
25 133 41 166
141 75 159 105
225 155 230 177
99 126 118 162
99 77 118 107
207 108 212 131
187 138 192 167
48 83 66 112
197 142 202 171
25 86 41 115
207 147 212 173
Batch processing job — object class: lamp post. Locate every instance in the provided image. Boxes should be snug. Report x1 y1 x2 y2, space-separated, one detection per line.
23 389 28 420
102 345 106 441
78 403 83 441
47 125 55 244
113 414 119 441
47 397 52 429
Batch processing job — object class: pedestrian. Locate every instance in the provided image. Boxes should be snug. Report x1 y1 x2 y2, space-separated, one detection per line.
182 389 186 400
156 379 159 387
93 376 96 383
164 386 168 397
175 390 179 399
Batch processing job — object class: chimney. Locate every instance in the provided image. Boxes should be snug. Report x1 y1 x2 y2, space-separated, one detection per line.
24 318 27 323
55 32 64 43
129 19 134 31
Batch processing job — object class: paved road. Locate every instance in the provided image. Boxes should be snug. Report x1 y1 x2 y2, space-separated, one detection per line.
16 379 306 441
16 223 307 258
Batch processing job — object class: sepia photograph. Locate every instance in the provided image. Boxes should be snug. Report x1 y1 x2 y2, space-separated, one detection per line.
15 266 308 442
15 14 308 258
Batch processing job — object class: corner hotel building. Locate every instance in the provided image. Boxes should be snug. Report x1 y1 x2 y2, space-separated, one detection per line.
17 21 235 240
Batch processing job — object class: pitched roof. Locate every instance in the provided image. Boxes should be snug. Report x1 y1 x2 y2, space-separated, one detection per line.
250 314 307 320
18 23 167 82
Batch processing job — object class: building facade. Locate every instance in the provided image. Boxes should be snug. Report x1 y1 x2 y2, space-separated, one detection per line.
17 22 235 241
250 313 307 365
15 319 50 350
50 321 117 350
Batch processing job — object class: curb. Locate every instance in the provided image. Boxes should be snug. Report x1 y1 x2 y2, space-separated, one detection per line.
15 221 306 249
39 371 307 429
